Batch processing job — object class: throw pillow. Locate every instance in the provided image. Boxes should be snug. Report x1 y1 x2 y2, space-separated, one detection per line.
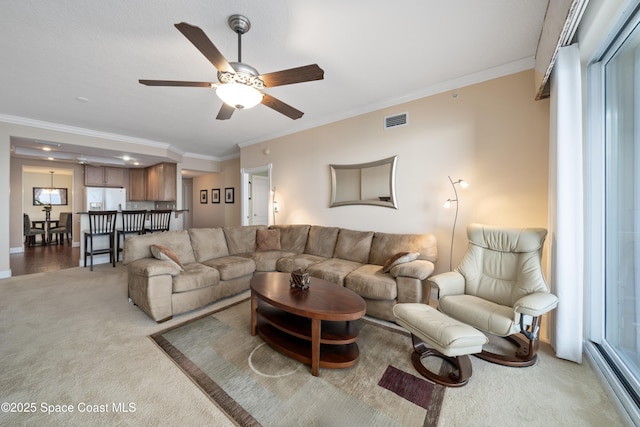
150 244 184 271
382 251 420 273
256 229 281 251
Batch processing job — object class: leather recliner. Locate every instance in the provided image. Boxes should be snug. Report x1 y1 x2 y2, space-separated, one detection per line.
429 223 559 367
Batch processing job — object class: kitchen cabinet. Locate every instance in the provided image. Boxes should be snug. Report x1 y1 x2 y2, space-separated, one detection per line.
85 166 124 187
146 162 176 202
128 168 147 201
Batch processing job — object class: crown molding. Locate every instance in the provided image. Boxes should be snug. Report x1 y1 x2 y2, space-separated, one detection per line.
0 114 172 150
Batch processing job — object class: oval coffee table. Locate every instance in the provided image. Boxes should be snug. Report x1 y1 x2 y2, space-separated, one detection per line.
250 272 367 376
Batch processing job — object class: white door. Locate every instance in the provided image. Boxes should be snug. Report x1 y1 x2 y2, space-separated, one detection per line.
252 175 269 225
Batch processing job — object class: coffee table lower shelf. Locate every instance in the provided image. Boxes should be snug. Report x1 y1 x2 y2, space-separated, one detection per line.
255 304 360 371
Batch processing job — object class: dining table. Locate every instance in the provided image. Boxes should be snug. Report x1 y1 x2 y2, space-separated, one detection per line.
31 218 59 245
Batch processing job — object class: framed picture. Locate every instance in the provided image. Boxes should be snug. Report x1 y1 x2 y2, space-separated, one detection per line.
225 187 235 204
33 187 68 206
200 189 208 204
211 188 220 204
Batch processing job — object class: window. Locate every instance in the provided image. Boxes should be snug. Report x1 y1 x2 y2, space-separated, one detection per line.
588 2 640 421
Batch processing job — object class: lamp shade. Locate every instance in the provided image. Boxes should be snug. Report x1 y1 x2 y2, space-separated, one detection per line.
216 83 263 109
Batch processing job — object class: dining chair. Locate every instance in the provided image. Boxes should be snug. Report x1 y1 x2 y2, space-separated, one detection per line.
49 212 72 245
23 213 45 247
116 210 146 261
83 210 117 271
144 209 172 234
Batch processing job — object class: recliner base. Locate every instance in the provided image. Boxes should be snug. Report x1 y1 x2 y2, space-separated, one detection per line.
474 322 540 368
411 334 472 387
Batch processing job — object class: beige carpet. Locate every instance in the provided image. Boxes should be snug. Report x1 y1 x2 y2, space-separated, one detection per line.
0 265 627 426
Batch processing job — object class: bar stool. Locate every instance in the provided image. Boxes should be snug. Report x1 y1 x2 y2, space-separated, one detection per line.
116 210 146 261
84 210 117 271
144 209 172 233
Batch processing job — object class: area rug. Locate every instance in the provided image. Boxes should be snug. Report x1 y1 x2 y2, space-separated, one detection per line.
150 299 446 426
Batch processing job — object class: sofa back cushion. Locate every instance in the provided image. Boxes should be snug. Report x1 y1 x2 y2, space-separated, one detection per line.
123 230 196 265
223 225 268 254
189 228 230 262
305 226 340 258
271 224 310 253
368 232 438 266
334 229 374 263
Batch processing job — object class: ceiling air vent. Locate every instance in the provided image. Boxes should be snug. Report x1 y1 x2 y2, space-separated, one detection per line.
384 113 408 129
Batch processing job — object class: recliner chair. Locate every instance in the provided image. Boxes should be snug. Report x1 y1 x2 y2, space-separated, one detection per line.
429 223 559 367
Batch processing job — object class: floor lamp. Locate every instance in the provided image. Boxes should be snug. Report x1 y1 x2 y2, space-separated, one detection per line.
444 176 468 271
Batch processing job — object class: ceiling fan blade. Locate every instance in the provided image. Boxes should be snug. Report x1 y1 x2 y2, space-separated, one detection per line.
216 103 235 120
259 64 324 87
261 94 304 120
139 80 213 87
174 22 234 73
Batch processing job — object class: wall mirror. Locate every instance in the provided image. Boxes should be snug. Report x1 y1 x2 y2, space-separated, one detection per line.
330 155 398 208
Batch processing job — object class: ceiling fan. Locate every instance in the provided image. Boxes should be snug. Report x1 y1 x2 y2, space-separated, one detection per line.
139 15 324 120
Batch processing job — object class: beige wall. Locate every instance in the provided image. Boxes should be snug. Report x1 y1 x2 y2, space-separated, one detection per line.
191 158 241 228
241 70 550 274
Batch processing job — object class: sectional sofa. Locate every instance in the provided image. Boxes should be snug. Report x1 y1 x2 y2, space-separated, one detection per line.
124 224 437 323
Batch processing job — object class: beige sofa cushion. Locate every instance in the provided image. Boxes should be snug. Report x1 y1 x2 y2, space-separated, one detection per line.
333 229 374 264
189 228 230 262
124 230 196 265
368 232 437 266
241 251 296 272
276 254 326 272
200 256 256 280
345 264 398 300
172 263 220 293
256 229 281 251
306 258 363 286
305 226 340 258
271 224 310 253
223 225 267 255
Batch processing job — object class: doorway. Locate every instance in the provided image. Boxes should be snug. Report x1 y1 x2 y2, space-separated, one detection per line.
241 164 272 226
13 166 77 276
182 177 193 229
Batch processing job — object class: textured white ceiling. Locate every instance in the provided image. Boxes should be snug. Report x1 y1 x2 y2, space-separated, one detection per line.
1 0 549 162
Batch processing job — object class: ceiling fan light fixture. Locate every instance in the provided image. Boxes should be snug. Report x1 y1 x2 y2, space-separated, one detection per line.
216 83 263 109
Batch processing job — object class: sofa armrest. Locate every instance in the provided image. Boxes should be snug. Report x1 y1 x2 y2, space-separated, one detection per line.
389 260 434 280
428 271 465 297
128 258 181 277
514 292 559 317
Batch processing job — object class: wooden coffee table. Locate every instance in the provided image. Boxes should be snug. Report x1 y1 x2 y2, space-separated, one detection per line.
250 272 366 376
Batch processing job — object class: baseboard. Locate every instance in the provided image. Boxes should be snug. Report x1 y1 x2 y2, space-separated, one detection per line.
0 269 11 279
10 246 23 254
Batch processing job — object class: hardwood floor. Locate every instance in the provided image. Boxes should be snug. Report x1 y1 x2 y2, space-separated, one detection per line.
10 241 80 276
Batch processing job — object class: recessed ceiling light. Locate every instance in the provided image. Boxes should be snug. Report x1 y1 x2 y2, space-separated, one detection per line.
133 162 140 166
42 147 51 151
75 96 89 103
122 155 130 161
47 157 54 161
